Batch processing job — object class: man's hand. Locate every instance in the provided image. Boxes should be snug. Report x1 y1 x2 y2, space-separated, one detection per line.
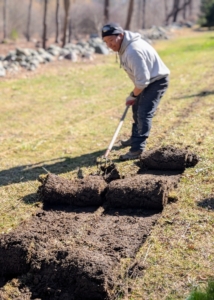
126 92 137 106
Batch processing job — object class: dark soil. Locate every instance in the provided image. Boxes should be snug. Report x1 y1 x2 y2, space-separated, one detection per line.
0 208 160 299
38 172 180 210
139 146 199 171
105 174 179 210
0 146 199 299
38 174 107 206
100 163 121 183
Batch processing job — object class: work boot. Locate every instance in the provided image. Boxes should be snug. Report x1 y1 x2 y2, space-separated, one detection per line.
121 138 132 147
119 150 142 161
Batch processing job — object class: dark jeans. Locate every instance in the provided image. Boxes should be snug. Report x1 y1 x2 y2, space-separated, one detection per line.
130 76 169 152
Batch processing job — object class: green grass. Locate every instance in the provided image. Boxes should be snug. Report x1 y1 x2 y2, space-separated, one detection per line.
186 280 214 300
0 29 214 299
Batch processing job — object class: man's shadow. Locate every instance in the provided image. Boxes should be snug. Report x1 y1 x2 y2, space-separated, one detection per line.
0 146 123 188
173 90 214 100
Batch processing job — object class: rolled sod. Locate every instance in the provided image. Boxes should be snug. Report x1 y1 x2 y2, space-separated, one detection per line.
38 173 107 206
105 174 175 210
139 146 199 171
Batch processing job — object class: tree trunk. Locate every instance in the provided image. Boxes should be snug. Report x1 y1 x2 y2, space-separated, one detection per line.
183 0 187 20
142 0 146 29
166 0 191 24
43 0 48 49
68 17 72 43
62 0 70 47
26 0 33 42
104 0 110 24
3 0 7 40
189 0 193 17
164 0 168 25
125 0 134 30
55 0 60 43
137 0 142 29
173 0 180 22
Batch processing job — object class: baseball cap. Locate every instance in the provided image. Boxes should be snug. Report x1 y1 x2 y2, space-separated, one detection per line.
101 23 124 38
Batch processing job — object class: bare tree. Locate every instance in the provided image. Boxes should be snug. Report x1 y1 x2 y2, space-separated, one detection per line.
137 0 142 28
26 0 33 41
62 0 70 47
3 0 7 40
104 0 110 24
189 0 193 17
68 0 76 43
55 0 60 43
166 0 192 24
183 0 188 19
68 18 72 42
125 0 134 30
142 0 146 29
43 0 48 49
164 0 168 24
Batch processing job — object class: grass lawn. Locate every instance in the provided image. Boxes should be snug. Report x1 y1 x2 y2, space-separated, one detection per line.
0 28 214 299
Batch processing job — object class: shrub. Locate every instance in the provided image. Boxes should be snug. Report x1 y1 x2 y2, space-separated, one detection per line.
10 29 19 41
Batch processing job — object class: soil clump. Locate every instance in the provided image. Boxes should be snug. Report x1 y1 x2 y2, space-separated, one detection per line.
100 163 121 183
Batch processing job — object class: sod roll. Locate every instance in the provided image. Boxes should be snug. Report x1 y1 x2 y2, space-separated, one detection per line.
105 174 171 210
140 146 199 170
38 173 107 206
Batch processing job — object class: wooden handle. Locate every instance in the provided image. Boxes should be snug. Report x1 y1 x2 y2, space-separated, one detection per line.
104 105 130 159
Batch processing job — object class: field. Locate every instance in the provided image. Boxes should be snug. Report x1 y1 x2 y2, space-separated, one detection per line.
0 28 214 299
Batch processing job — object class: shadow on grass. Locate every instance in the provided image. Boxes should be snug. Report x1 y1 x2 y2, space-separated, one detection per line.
197 197 214 211
174 90 214 100
0 146 122 187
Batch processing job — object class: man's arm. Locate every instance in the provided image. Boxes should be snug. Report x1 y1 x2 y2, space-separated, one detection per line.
132 87 144 97
126 87 145 106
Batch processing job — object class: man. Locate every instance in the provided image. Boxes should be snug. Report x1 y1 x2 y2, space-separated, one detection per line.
102 23 170 161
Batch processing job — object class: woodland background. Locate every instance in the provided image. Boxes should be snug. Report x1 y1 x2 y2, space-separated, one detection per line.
0 0 201 48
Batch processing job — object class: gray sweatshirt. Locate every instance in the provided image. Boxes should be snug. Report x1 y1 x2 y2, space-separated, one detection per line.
118 31 170 89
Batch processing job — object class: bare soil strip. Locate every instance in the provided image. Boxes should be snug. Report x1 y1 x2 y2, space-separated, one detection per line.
0 146 199 299
0 208 160 299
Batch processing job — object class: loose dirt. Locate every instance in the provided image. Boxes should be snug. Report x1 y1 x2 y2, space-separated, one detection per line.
0 208 160 299
0 146 199 299
100 163 121 183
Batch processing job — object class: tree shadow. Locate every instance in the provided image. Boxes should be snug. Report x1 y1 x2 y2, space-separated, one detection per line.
197 197 214 211
0 146 122 188
173 90 214 100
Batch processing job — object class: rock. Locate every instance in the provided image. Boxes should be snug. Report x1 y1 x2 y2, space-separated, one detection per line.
0 36 113 75
94 44 109 55
139 26 170 41
16 48 31 57
0 62 6 77
64 50 78 62
47 45 61 56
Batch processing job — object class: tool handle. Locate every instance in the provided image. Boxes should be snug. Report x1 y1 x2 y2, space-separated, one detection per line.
104 105 130 159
